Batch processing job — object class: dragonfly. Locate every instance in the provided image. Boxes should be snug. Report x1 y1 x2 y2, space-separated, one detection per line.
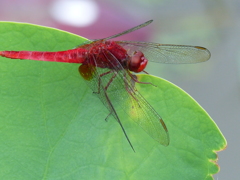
0 20 211 151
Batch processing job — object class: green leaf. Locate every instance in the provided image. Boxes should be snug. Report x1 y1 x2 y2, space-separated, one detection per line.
0 22 226 180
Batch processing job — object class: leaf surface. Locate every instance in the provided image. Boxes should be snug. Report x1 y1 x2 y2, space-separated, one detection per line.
0 22 226 180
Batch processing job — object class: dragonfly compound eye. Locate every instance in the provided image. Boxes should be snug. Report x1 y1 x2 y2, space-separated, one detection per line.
128 51 148 73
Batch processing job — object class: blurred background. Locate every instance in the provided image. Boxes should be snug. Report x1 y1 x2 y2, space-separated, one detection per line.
0 0 238 179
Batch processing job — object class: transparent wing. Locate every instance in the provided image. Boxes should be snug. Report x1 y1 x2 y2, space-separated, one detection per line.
78 20 153 47
125 83 170 146
117 41 211 64
79 49 169 148
104 55 170 146
101 20 153 41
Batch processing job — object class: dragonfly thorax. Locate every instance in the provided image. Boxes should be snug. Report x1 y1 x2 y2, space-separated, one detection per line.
85 41 148 73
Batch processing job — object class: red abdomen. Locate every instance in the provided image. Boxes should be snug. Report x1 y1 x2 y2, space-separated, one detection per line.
0 49 87 63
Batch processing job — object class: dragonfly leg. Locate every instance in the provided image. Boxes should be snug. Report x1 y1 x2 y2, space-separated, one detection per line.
103 90 135 152
124 73 138 101
100 70 112 77
104 72 117 91
93 70 112 94
143 70 149 74
96 70 117 92
123 73 142 109
105 111 113 122
128 71 157 87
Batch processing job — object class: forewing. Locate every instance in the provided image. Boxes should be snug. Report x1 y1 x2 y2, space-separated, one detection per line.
103 20 153 40
117 41 211 64
81 50 169 146
109 60 169 146
126 83 170 146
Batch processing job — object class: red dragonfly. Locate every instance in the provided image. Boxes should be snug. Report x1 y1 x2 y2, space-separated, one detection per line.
0 20 211 151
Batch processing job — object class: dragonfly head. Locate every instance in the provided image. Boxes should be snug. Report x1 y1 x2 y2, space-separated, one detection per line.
128 51 148 73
